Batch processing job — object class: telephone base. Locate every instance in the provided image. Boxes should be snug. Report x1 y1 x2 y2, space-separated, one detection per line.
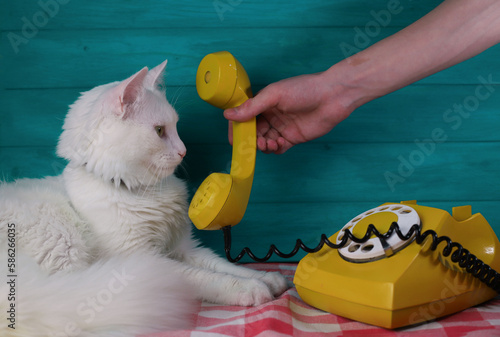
296 281 496 329
294 201 500 329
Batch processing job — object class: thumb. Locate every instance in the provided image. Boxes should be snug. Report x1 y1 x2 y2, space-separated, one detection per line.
223 99 256 122
223 87 276 122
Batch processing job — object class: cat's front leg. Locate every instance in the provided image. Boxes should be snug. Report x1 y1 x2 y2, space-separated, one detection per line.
182 247 289 300
178 263 275 306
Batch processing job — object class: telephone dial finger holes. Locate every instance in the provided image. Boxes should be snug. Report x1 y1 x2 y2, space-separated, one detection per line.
337 204 421 262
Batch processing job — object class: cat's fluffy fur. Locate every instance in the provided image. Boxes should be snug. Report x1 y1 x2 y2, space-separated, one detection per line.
0 60 288 337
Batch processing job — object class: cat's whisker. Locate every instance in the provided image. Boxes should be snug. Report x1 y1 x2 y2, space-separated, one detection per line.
176 161 190 180
168 85 186 111
159 169 167 193
170 77 197 113
174 101 197 114
153 163 166 190
148 166 163 196
154 165 165 194
138 161 159 198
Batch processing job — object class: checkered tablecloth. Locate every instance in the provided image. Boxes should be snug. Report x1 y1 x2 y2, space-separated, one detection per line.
144 263 500 337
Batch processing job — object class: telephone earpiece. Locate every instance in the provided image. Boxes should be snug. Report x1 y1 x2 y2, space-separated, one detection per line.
189 51 256 230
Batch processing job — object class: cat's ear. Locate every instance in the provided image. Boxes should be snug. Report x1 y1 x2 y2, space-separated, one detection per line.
145 59 168 91
112 67 148 119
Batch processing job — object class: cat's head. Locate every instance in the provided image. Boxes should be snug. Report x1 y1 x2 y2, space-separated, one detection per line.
57 60 186 189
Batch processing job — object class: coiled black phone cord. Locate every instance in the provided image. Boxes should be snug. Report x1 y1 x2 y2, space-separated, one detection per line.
222 222 500 292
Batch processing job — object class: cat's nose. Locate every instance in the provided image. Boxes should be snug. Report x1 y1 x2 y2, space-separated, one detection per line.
175 141 186 159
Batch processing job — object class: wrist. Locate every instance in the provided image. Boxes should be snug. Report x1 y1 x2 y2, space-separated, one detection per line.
321 58 383 114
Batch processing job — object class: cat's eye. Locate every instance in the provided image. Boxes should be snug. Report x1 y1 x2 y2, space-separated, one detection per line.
155 126 165 138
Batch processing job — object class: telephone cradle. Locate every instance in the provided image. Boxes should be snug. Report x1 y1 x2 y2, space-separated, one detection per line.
188 51 500 330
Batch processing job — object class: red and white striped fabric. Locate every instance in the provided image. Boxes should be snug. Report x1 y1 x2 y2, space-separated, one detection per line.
144 263 500 337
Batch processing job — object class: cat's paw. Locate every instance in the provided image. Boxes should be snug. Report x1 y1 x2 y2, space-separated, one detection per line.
234 278 274 306
258 271 289 296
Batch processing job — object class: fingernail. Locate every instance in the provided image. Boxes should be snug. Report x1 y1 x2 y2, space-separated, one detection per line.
224 108 237 118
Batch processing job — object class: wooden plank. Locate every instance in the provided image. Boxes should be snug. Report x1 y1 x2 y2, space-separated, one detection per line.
1 145 499 262
203 200 500 262
0 146 64 181
186 141 500 203
1 145 498 261
2 142 499 202
0 88 74 148
2 0 499 267
2 28 500 89
1 0 438 30
2 85 499 147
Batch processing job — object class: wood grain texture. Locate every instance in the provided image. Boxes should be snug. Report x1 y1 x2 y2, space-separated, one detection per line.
195 200 500 263
2 142 499 203
1 0 438 30
2 84 499 147
2 143 499 261
2 28 500 89
1 0 499 262
186 142 500 203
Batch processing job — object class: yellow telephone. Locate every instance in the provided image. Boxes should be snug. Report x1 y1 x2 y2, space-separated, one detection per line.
188 51 256 230
294 201 500 329
189 52 500 330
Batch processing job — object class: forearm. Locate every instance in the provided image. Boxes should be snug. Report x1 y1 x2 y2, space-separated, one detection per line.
327 0 500 111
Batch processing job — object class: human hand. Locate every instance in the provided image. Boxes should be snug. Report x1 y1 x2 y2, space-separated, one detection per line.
223 72 354 154
224 0 500 154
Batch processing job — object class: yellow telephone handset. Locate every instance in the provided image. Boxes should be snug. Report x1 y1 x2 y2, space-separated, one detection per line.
188 51 256 230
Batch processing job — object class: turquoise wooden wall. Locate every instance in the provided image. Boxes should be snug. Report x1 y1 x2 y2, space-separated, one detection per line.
1 0 499 262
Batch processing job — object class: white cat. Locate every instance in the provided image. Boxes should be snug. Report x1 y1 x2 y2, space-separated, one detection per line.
0 60 288 337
